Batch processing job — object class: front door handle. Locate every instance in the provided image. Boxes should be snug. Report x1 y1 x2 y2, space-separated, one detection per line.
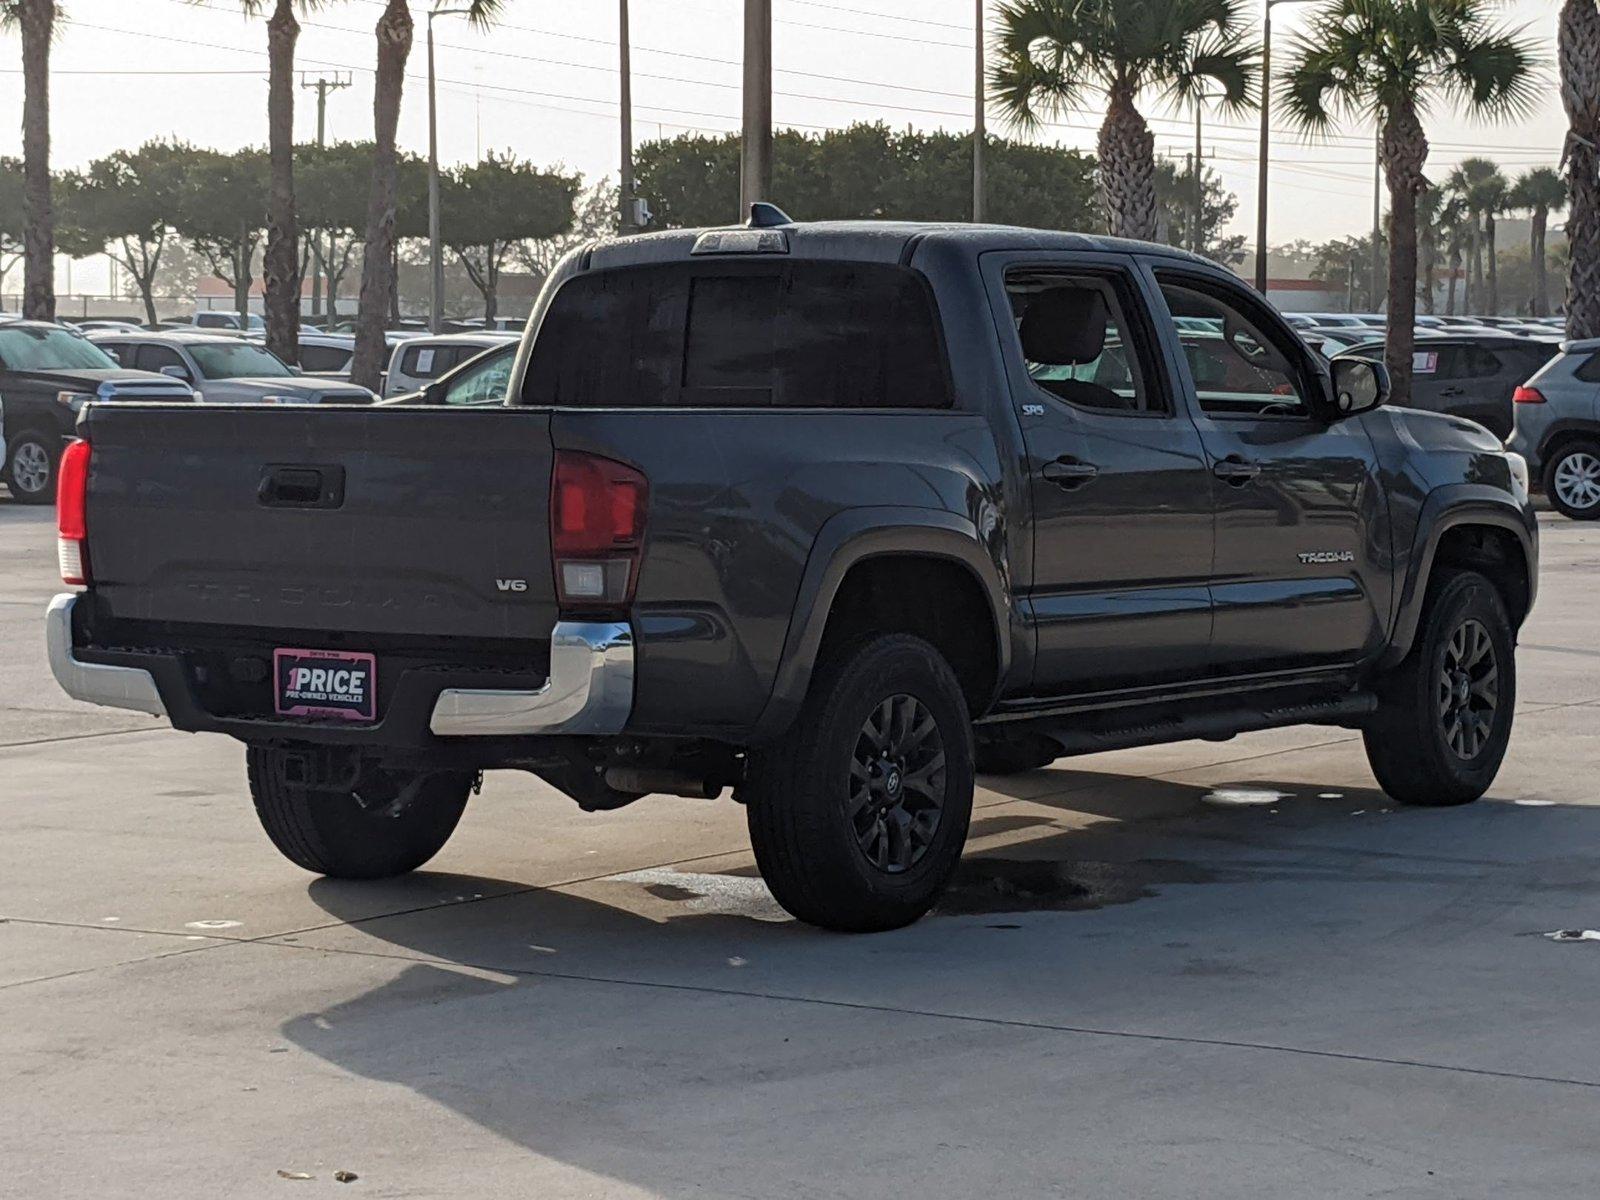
1212 456 1261 486
1041 458 1098 490
1439 386 1466 397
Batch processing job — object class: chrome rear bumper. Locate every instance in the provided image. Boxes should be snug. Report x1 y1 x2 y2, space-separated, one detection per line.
429 620 633 736
47 593 167 717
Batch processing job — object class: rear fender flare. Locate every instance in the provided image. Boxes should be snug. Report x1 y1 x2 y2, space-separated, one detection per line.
750 507 1011 742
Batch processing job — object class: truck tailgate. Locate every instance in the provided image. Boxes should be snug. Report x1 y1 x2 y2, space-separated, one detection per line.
81 404 557 641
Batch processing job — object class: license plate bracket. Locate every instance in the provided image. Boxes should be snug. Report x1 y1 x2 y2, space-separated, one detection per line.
273 648 377 722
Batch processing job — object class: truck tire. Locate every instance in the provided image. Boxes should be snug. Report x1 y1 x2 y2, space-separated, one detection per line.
974 731 1060 775
1544 440 1600 520
3 431 58 504
1363 569 1515 807
744 633 974 932
246 747 472 879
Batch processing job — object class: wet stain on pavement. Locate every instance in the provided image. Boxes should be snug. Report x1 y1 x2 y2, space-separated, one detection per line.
934 857 1218 916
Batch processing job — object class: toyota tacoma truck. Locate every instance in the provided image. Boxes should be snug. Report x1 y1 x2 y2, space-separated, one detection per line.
47 211 1538 932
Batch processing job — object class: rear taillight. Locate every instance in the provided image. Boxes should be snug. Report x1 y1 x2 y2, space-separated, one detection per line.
1513 386 1546 404
56 439 91 586
550 450 648 609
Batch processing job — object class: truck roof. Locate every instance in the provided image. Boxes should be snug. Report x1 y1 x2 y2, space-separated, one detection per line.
586 218 1216 271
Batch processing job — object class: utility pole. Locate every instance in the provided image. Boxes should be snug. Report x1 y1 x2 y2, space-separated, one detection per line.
1371 127 1382 312
972 0 985 222
740 0 772 216
619 0 636 234
1255 0 1314 294
301 72 350 318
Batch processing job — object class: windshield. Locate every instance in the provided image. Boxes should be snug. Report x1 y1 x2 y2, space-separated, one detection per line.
0 325 119 371
188 342 293 380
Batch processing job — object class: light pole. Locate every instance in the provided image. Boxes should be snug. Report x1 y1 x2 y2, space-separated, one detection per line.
428 7 473 334
619 0 636 234
973 0 985 222
1254 0 1313 295
740 0 772 215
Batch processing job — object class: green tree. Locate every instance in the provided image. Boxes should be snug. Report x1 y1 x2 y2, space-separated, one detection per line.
174 148 270 322
1153 158 1245 263
350 0 506 390
515 177 618 283
0 156 21 298
56 142 190 326
1510 166 1567 316
1 0 56 319
1282 0 1540 403
988 0 1256 240
1560 0 1600 337
634 124 1097 231
441 153 577 320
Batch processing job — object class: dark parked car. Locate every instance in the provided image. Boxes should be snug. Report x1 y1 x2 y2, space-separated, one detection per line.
49 214 1536 931
1334 332 1559 439
0 319 195 502
1508 336 1600 519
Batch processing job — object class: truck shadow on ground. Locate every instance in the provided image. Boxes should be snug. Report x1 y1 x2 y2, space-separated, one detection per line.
278 766 1592 1195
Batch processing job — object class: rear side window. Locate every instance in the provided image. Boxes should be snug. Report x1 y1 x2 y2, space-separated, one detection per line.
523 261 952 409
400 344 463 380
299 344 352 373
1575 353 1600 383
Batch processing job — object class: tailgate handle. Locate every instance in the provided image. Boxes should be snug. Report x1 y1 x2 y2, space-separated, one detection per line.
259 464 345 509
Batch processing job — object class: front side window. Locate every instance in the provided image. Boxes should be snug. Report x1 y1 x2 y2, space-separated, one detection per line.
1004 270 1162 414
0 325 119 371
443 347 515 405
524 261 952 409
187 342 293 380
1158 278 1310 418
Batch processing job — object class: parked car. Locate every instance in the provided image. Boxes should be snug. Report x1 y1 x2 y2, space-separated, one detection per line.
192 311 265 332
292 332 357 380
1293 312 1370 329
1333 332 1558 439
47 214 1538 931
381 331 518 397
0 318 196 502
71 319 144 334
379 341 516 406
88 331 375 405
450 316 526 333
1508 337 1600 520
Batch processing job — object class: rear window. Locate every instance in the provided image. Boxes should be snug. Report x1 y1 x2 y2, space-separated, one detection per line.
1576 353 1600 384
523 261 951 409
299 344 352 373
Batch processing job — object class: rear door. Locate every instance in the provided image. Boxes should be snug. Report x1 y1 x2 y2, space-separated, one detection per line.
83 404 557 641
1147 265 1389 674
982 252 1215 696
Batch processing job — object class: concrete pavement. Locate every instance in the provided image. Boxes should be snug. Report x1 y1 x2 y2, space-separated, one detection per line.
4 501 1600 1198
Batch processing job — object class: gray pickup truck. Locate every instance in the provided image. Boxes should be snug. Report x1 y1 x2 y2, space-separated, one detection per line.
48 211 1538 931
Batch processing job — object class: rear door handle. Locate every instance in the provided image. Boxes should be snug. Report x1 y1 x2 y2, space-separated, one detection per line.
1212 456 1261 486
1040 458 1098 490
1440 386 1466 397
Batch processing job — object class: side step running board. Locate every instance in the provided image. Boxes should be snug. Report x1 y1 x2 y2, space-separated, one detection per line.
1011 692 1378 760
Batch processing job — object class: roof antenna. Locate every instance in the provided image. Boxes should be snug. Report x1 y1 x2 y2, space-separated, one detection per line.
747 202 794 228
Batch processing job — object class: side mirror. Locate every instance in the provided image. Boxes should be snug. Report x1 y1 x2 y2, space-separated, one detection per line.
1329 357 1388 418
422 380 447 405
160 364 192 382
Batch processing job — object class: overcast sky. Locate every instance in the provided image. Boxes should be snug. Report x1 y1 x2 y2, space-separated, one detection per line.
0 0 1571 291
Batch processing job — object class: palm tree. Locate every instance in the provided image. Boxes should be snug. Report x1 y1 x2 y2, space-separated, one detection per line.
1452 158 1510 314
1 0 56 320
1283 1 1539 405
223 0 309 364
1438 191 1470 316
989 0 1256 241
348 0 506 391
1510 166 1567 316
1560 0 1600 338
